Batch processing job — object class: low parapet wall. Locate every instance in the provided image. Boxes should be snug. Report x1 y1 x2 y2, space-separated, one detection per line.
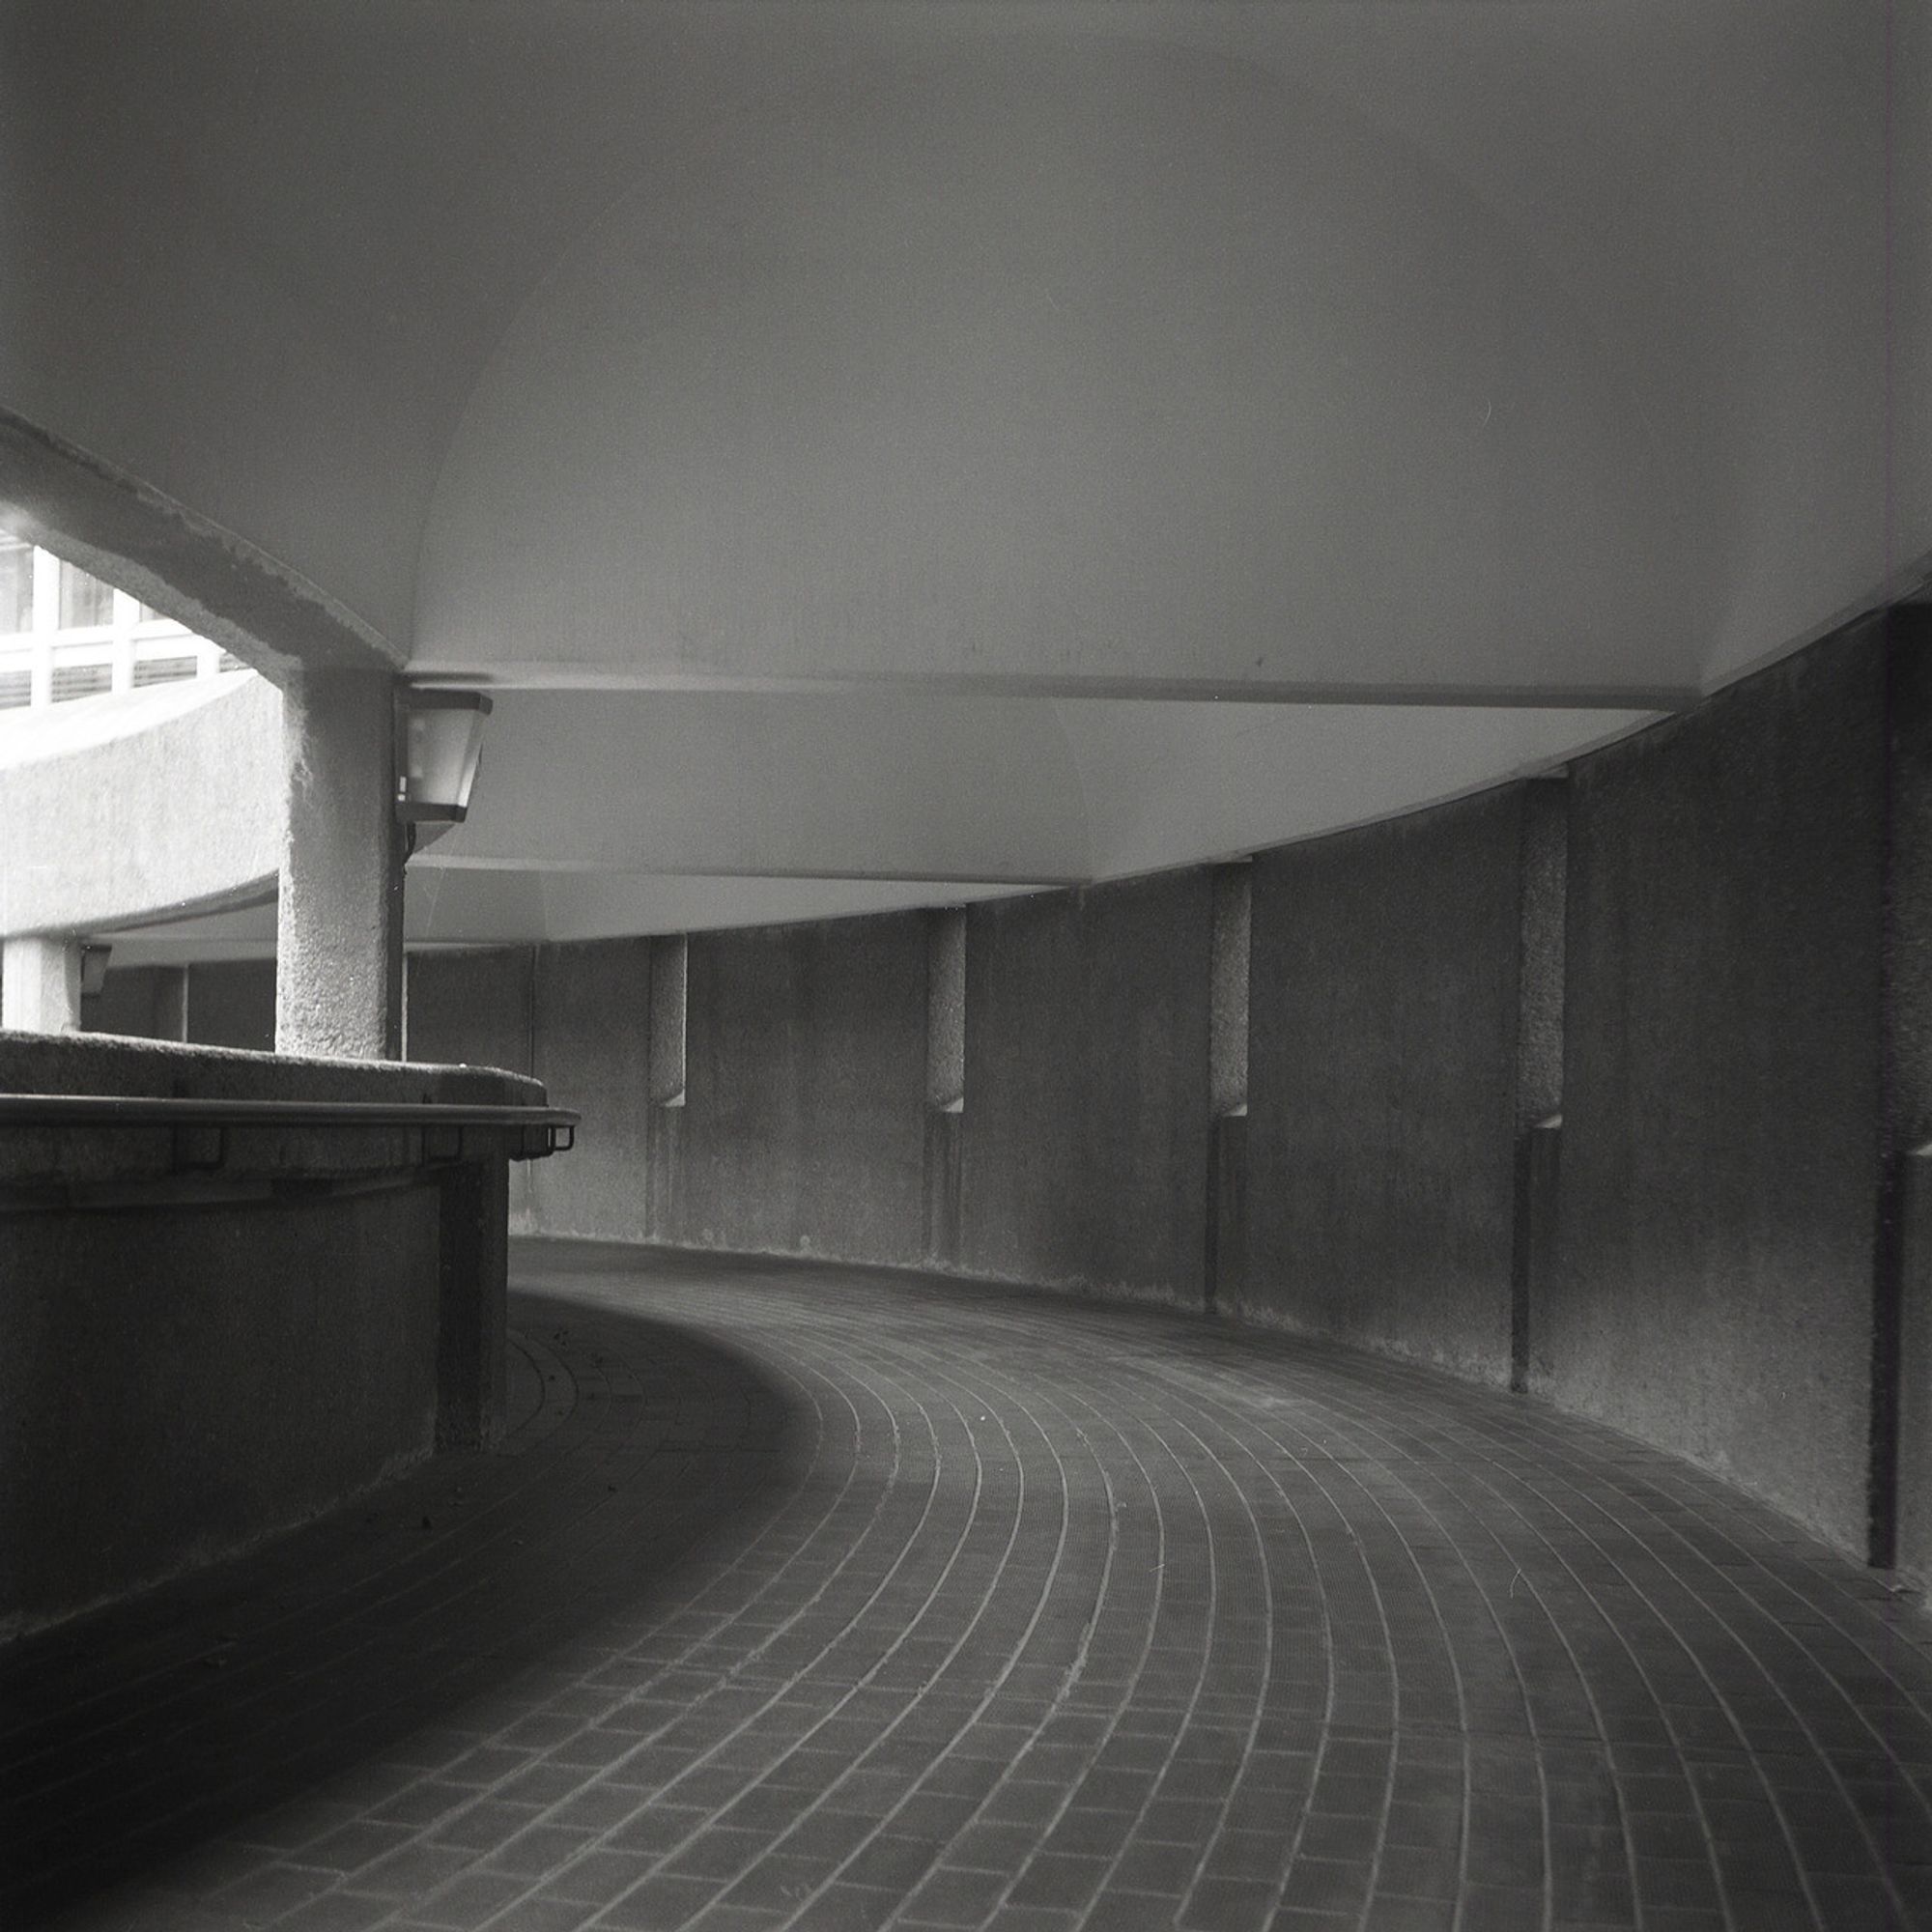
0 1032 567 1640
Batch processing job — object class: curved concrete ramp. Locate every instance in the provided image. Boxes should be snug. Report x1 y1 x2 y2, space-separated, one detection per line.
6 1244 1930 1929
0 672 280 939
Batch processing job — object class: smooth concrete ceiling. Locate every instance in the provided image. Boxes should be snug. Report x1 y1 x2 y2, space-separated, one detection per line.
1 1 1922 945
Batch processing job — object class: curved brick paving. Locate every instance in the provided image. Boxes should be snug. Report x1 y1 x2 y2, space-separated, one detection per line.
7 1243 1932 1931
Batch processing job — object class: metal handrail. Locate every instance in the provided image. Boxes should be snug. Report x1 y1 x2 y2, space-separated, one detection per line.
0 1094 578 1134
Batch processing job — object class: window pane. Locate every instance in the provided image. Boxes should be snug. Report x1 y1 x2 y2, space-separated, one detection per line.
50 663 111 702
132 656 198 688
0 542 31 634
59 561 115 629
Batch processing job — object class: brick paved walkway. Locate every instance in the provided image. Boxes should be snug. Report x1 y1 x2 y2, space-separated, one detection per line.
7 1240 1932 1931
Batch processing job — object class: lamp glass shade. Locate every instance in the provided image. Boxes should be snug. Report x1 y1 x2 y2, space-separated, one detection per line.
397 690 492 822
78 945 112 997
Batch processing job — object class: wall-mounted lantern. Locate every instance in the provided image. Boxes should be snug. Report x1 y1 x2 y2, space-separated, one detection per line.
395 688 492 830
78 943 112 998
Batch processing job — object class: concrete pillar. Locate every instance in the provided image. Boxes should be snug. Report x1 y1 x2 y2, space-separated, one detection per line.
1206 864 1251 1312
275 668 405 1059
923 908 966 1265
1 934 81 1032
1510 776 1569 1392
648 933 688 1107
153 965 190 1042
1881 609 1932 1577
1208 863 1250 1120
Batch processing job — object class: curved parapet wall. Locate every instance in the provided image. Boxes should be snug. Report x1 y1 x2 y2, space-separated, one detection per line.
0 673 282 938
0 1030 564 1639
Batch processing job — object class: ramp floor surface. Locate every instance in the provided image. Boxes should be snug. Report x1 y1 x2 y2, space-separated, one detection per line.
5 1239 1931 1931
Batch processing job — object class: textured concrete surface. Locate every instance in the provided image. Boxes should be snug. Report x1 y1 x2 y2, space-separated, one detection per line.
1889 611 1932 1589
1208 865 1251 1122
528 939 653 1245
1 935 79 1033
0 1184 441 1639
648 937 688 1108
0 672 280 938
1899 1156 1932 1596
6 1239 1930 1932
187 961 278 1054
1246 788 1524 1381
1544 635 1886 1557
276 668 407 1060
0 1032 549 1636
668 916 926 1266
925 911 965 1113
0 1028 543 1114
407 952 533 1081
86 964 192 1043
383 618 1915 1589
961 873 1211 1306
1514 778 1568 1133
408 949 539 1232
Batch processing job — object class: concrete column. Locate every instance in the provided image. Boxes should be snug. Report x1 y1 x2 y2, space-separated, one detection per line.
275 668 406 1060
1 934 81 1032
923 908 967 1265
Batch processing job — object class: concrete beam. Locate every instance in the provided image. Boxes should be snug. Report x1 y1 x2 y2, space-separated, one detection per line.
0 410 403 685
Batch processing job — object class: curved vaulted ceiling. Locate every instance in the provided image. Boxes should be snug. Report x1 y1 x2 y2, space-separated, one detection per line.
0 1 1922 947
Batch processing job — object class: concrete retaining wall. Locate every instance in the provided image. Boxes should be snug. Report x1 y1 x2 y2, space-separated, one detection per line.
403 611 1921 1569
1539 630 1888 1548
0 1031 550 1635
79 957 276 1051
527 938 653 1244
958 873 1211 1304
3 1185 440 1637
666 916 927 1264
1245 787 1525 1380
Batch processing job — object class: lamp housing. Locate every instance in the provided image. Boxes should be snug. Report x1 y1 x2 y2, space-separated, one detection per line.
396 688 492 825
78 944 112 998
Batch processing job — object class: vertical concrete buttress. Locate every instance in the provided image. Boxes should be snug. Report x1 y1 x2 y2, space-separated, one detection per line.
1512 777 1568 1391
923 908 966 1264
275 668 406 1060
1206 863 1252 1310
1882 611 1932 1578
